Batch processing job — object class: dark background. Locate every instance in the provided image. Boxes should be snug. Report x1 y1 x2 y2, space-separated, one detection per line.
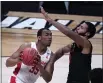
1 1 103 16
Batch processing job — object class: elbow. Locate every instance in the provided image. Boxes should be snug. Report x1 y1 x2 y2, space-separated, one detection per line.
6 62 9 67
6 59 10 67
46 79 51 83
5 58 14 67
6 64 9 67
45 75 52 83
48 78 52 83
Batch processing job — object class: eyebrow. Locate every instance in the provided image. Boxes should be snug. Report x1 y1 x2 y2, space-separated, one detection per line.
45 32 52 35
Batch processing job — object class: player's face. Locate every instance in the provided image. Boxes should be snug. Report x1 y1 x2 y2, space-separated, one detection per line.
74 23 88 36
41 29 52 47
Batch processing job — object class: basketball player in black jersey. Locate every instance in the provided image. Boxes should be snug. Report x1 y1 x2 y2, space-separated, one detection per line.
40 7 96 83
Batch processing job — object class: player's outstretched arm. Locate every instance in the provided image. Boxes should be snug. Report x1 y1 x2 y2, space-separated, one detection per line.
37 44 71 82
41 6 86 47
37 52 54 83
6 43 28 67
52 44 71 63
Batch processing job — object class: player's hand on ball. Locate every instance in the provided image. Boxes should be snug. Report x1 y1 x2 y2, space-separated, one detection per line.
33 54 41 66
14 53 23 63
18 51 24 61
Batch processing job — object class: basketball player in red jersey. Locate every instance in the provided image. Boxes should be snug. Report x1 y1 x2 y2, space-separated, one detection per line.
6 28 54 83
41 6 96 83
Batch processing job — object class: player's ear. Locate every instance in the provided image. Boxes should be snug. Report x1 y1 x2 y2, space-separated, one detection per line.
85 32 90 37
37 36 41 40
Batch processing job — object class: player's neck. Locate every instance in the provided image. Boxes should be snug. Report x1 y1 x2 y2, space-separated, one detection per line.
36 42 47 55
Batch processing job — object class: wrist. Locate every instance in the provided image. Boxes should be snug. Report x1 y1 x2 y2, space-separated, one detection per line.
48 18 53 23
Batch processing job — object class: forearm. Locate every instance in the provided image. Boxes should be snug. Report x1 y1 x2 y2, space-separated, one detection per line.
6 58 20 67
48 19 84 46
49 19 70 36
38 64 52 83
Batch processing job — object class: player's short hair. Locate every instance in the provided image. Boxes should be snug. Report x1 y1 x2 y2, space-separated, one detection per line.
37 28 50 37
85 22 96 38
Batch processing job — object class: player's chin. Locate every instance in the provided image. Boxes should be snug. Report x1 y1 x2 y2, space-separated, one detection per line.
47 43 51 47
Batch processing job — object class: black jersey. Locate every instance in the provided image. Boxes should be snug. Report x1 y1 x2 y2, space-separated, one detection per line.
67 41 92 83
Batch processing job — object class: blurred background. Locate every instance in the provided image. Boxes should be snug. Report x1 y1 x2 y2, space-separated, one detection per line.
1 1 103 16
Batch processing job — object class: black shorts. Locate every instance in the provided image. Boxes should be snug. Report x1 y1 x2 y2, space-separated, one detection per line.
67 74 89 83
66 79 89 83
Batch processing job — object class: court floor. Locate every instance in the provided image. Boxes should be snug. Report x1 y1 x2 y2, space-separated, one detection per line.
2 55 102 83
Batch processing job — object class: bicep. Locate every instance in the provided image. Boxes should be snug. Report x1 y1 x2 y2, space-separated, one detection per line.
66 30 85 47
82 40 92 54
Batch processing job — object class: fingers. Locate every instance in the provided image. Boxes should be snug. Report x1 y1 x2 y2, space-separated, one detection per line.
40 6 43 9
40 6 47 15
19 52 23 61
40 6 51 22
40 6 44 11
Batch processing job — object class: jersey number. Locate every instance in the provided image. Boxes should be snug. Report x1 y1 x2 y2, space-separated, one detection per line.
29 65 39 75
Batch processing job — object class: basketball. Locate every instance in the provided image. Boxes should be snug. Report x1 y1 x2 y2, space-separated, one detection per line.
21 48 38 66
